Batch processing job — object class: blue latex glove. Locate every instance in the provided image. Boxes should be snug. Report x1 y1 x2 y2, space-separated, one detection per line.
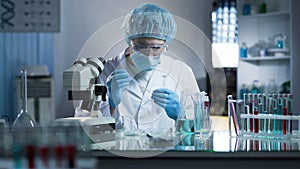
151 88 180 120
107 70 131 108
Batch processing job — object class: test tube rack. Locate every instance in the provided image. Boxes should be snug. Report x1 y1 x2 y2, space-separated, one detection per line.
227 94 300 140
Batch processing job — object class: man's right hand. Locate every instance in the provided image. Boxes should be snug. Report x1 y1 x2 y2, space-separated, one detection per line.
107 70 131 108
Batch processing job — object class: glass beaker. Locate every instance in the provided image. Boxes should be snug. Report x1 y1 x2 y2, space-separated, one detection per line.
192 92 211 138
176 89 195 134
12 70 38 132
121 115 139 136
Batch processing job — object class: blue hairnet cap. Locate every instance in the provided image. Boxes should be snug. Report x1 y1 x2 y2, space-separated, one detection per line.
121 4 177 44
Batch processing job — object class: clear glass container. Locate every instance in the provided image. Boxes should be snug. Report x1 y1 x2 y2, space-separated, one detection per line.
11 70 38 132
267 78 278 94
274 32 286 49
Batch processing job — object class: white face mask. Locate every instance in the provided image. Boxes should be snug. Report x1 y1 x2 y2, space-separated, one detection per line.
130 50 161 72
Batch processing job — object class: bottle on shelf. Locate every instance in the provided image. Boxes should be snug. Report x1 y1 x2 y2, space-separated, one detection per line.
240 42 248 58
258 0 267 13
267 78 278 94
240 84 249 99
257 39 268 57
243 0 251 15
251 80 261 94
274 32 286 49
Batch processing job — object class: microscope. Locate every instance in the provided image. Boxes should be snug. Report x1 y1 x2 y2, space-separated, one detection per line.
62 57 115 142
63 57 107 115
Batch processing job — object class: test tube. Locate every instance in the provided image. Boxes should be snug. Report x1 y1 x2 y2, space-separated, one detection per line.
243 93 249 106
288 99 293 134
257 94 264 133
253 94 259 133
26 144 35 169
283 95 288 134
262 94 268 133
40 127 50 168
261 139 268 151
254 107 259 133
277 96 283 135
272 99 278 134
243 93 250 132
267 94 273 134
236 100 245 135
248 93 254 133
53 125 66 168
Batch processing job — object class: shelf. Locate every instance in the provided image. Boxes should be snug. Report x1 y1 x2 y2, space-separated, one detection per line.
268 48 289 53
239 11 290 18
241 55 290 61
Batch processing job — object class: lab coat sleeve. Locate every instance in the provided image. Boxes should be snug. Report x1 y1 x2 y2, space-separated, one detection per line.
110 108 123 129
98 53 128 119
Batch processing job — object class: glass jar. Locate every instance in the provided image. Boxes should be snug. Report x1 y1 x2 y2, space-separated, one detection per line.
274 32 286 49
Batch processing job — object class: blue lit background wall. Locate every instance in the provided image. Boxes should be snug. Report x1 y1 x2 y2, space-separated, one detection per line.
0 33 54 124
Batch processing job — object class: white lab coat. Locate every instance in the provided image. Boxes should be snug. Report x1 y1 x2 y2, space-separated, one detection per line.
98 50 200 130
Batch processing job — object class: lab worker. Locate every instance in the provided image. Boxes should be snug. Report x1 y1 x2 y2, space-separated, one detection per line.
98 4 200 131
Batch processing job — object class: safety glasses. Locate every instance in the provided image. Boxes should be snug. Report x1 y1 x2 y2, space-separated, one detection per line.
131 43 168 55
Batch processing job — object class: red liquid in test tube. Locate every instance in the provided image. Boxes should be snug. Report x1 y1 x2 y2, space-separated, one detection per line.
26 145 35 169
40 146 49 168
244 106 248 132
254 140 259 151
55 145 64 168
254 108 259 133
249 102 253 132
282 142 286 151
288 95 293 134
204 101 209 108
283 107 287 134
67 145 76 168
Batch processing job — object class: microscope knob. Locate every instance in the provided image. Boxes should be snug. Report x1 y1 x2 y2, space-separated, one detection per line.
95 85 107 101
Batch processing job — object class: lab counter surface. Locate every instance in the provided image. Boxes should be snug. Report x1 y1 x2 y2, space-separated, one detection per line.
89 129 300 169
88 128 300 169
1 116 300 169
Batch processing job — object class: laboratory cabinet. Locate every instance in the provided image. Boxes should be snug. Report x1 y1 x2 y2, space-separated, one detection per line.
237 0 291 98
